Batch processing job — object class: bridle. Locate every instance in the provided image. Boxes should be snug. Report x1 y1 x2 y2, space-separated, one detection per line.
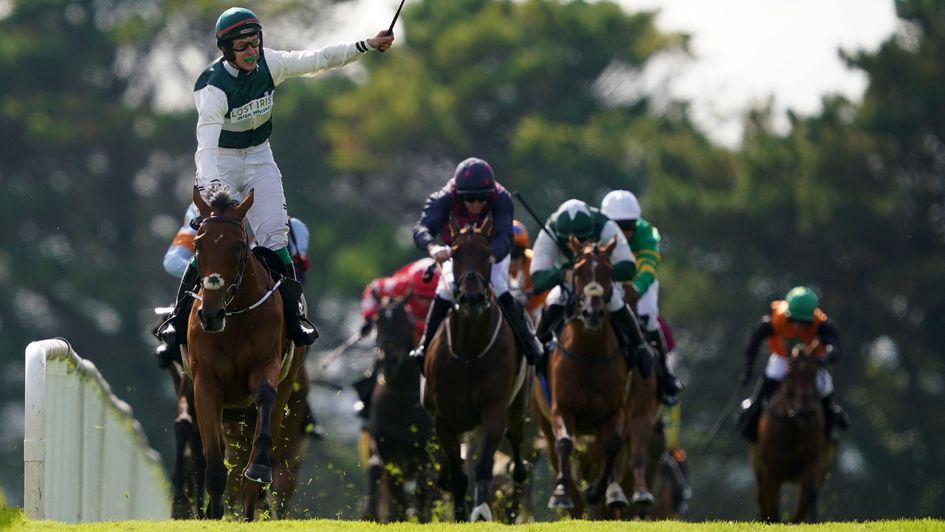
188 216 282 315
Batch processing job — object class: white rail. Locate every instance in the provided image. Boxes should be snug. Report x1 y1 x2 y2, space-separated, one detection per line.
24 338 170 522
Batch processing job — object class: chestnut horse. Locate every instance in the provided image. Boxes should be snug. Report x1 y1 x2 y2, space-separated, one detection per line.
753 343 833 522
422 215 531 522
185 188 303 520
363 295 436 522
532 238 641 519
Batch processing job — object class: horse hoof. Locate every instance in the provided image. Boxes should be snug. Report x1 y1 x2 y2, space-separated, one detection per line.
631 490 655 506
606 482 630 509
548 494 574 509
470 503 493 522
243 463 272 484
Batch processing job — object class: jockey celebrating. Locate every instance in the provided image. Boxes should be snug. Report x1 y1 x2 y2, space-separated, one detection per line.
409 157 544 368
737 286 849 442
156 7 394 349
600 190 683 405
359 258 440 343
509 220 549 322
530 199 655 374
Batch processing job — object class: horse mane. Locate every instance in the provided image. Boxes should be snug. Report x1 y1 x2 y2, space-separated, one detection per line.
209 190 238 214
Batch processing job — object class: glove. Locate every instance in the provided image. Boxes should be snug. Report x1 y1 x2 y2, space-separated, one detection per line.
428 244 451 263
740 367 753 388
360 319 373 337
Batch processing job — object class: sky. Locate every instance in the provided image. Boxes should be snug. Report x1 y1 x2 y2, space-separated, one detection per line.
329 0 899 146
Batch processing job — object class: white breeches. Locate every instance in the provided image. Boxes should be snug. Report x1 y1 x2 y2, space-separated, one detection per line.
436 254 510 302
635 279 660 332
764 354 834 397
545 281 626 313
195 141 289 251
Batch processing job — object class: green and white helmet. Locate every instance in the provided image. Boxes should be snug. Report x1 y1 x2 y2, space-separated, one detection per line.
785 286 818 322
215 7 262 46
554 199 596 240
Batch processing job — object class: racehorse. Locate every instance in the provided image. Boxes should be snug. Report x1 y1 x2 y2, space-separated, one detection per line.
185 187 304 520
363 295 436 523
753 342 832 522
421 214 531 522
532 237 637 519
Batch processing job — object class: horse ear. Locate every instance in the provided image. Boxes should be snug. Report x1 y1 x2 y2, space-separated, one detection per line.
603 236 618 256
568 234 583 255
236 189 255 219
449 213 461 239
478 213 493 237
194 186 211 217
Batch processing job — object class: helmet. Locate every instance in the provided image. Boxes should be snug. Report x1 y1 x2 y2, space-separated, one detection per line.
554 199 595 240
453 157 496 194
785 286 818 322
512 220 530 248
215 7 262 45
601 190 641 221
410 264 438 298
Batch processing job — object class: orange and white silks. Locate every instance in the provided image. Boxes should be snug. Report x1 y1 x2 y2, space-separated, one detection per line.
767 300 828 357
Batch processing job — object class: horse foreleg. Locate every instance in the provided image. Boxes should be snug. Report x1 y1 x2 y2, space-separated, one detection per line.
435 421 467 521
193 379 226 519
363 439 383 522
592 409 630 512
792 475 819 523
549 408 581 517
241 383 276 521
757 470 780 522
470 405 506 522
171 394 194 519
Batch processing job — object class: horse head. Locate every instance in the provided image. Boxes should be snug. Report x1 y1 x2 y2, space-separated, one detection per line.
569 235 616 331
783 342 821 420
192 186 253 333
449 213 493 317
375 294 416 380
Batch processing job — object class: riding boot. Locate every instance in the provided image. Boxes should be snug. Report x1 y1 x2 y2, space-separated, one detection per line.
737 376 780 442
278 272 319 346
409 295 452 371
821 394 849 442
497 292 543 365
154 261 200 366
534 304 565 375
610 305 655 378
645 328 684 406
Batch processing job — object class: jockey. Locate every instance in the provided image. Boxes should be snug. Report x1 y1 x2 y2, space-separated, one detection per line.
600 190 683 405
359 258 440 343
408 157 544 368
737 286 849 442
508 220 548 322
157 7 395 349
529 199 655 374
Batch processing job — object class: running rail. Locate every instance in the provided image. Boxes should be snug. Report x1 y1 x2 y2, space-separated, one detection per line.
24 338 170 522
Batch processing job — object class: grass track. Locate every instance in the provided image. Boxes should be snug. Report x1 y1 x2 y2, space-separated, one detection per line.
2 505 943 532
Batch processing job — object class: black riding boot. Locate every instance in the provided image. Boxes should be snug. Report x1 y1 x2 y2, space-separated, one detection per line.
645 328 684 406
534 304 565 376
610 305 655 378
409 295 452 372
737 377 780 442
154 262 200 367
821 394 849 442
497 292 543 365
278 273 319 346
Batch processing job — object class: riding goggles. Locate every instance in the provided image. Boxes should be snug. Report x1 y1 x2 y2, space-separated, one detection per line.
232 36 261 52
458 191 491 203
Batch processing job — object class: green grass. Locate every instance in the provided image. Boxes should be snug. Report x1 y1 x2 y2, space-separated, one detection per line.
3 515 944 532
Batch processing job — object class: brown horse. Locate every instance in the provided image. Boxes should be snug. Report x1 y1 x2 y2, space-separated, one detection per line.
753 343 832 522
185 187 303 520
532 238 638 519
422 215 531 522
363 295 436 523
